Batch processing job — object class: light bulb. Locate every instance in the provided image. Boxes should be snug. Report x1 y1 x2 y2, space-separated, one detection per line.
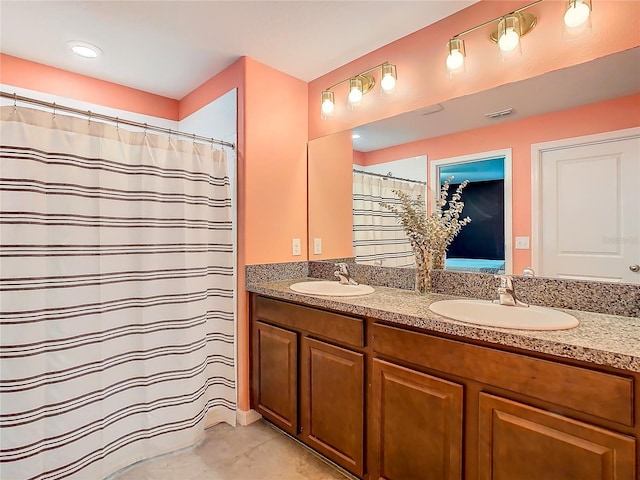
348 82 363 105
446 50 465 70
348 87 363 104
498 27 520 52
321 99 334 115
564 0 590 28
445 38 465 73
380 73 396 93
320 90 334 117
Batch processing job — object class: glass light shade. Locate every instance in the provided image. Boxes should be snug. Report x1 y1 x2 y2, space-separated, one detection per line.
380 64 397 93
348 77 364 106
320 91 335 116
497 15 521 52
564 0 591 28
446 38 466 71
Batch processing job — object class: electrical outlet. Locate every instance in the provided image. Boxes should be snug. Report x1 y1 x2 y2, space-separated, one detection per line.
515 236 530 250
292 238 301 256
313 238 322 255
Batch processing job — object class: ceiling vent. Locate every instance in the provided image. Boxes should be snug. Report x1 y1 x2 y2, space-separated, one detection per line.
485 108 513 119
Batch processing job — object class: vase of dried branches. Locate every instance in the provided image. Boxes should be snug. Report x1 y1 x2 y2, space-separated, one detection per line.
414 245 432 294
380 177 471 294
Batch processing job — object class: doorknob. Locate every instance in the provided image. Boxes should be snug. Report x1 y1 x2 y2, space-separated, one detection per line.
630 264 640 273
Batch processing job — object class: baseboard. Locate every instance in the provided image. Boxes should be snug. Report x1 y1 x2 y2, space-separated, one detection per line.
204 406 236 428
236 409 262 426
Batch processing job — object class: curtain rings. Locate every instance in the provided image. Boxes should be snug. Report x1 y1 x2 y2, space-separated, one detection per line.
13 93 17 113
52 102 56 119
143 123 147 137
115 117 119 131
88 110 92 126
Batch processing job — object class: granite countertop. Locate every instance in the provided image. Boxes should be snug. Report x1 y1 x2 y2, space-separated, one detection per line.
247 278 640 373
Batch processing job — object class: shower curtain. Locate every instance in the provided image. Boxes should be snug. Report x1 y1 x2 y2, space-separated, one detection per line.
353 172 425 268
0 106 235 480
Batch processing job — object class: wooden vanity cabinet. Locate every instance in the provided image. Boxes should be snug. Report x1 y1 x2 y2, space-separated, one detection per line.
477 393 635 480
371 322 637 480
300 337 364 476
370 358 464 480
250 295 365 477
252 321 298 435
251 294 637 480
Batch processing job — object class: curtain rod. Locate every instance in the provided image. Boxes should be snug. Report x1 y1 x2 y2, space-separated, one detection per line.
353 168 426 185
1 91 236 150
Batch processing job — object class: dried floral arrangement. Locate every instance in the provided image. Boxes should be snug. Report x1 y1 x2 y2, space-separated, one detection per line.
381 176 471 292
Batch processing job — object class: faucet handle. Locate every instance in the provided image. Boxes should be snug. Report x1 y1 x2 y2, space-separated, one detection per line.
494 274 513 289
335 262 349 274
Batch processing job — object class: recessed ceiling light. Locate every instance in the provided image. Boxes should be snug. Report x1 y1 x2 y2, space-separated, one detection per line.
67 41 103 58
352 133 361 139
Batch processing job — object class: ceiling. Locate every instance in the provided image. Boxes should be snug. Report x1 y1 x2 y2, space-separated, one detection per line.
0 0 477 99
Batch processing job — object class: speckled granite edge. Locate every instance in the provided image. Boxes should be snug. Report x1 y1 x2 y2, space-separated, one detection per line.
309 260 640 318
245 261 309 284
246 279 640 373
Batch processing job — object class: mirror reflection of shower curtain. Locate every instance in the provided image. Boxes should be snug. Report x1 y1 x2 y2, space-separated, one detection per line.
353 172 425 267
0 106 235 480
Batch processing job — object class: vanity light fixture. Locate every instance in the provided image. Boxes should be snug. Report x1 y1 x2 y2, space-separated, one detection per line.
445 0 541 73
320 62 397 119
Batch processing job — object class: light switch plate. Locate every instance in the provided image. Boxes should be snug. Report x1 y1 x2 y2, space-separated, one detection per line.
292 238 301 256
313 238 322 255
515 236 530 250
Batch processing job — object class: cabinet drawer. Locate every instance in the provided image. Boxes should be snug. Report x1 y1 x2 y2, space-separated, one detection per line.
254 296 364 348
478 393 636 480
372 323 634 426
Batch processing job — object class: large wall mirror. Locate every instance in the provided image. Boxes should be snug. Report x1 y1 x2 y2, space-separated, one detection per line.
307 47 640 283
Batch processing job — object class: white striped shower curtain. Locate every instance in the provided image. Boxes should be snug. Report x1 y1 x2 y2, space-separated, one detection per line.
353 172 425 268
0 106 235 479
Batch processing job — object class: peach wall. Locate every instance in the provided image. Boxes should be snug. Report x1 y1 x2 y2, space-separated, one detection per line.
352 149 366 166
0 54 179 120
308 130 354 259
179 57 308 412
359 93 640 273
308 0 640 140
242 58 309 264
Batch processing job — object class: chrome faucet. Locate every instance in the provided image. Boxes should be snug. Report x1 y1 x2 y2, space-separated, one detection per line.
494 275 528 307
334 262 359 285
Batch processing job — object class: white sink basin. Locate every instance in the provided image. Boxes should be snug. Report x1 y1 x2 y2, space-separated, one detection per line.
290 280 374 297
429 299 579 331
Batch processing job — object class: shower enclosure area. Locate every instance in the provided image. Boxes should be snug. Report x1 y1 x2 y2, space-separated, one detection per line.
0 90 238 480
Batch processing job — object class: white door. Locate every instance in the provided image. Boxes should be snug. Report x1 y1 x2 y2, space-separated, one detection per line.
536 133 640 283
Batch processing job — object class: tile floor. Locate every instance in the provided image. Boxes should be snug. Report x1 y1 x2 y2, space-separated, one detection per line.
112 420 350 480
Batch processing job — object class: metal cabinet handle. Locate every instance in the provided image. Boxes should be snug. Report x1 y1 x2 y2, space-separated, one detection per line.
630 264 640 273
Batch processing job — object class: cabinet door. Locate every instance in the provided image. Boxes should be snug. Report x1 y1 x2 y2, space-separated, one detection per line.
300 337 364 477
370 359 464 480
478 393 636 480
252 321 297 435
